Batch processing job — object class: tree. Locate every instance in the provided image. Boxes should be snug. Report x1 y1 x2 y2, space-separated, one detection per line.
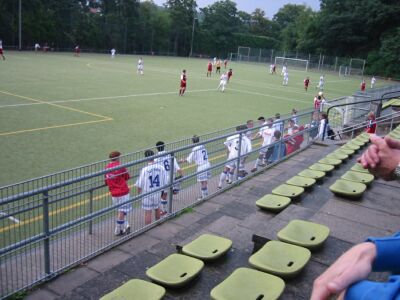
165 0 197 55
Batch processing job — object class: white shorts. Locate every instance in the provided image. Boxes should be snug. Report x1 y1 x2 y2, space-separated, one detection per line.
225 160 237 170
197 163 211 182
141 192 161 211
112 194 132 213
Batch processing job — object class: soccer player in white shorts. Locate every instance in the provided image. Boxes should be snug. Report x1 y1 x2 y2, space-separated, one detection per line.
137 57 144 75
252 118 275 172
155 141 184 215
283 71 289 86
111 48 116 58
371 76 376 89
182 135 211 199
135 150 168 225
217 72 228 92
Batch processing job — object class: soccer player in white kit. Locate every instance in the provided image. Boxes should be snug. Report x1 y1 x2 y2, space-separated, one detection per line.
155 141 183 215
318 75 325 90
183 135 211 199
281 64 287 76
218 126 251 188
251 118 275 172
283 71 289 86
371 76 376 88
111 48 116 58
218 72 228 92
135 150 169 225
137 57 144 75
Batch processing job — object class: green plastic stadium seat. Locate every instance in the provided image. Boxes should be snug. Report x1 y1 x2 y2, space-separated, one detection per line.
349 139 365 146
351 163 372 174
354 136 369 143
100 279 166 300
248 240 311 277
277 220 330 250
309 163 334 173
329 179 367 198
182 234 232 261
335 148 354 156
318 157 342 166
272 184 304 198
342 143 360 151
326 152 348 161
210 268 285 300
146 254 204 287
341 171 374 185
360 132 370 138
286 176 316 188
256 194 291 212
298 169 326 180
389 132 400 140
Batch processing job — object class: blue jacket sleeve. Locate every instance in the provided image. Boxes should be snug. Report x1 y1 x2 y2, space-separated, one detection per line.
367 232 400 273
345 275 400 300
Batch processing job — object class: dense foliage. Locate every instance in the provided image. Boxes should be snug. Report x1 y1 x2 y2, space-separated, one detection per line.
0 0 399 77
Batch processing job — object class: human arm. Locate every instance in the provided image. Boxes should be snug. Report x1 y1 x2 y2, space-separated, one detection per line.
311 232 400 300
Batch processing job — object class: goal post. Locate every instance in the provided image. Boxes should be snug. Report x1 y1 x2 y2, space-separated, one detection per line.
349 58 366 76
237 46 250 62
339 65 349 77
274 56 309 72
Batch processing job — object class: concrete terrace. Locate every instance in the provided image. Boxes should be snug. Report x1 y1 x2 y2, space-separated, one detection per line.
26 142 400 300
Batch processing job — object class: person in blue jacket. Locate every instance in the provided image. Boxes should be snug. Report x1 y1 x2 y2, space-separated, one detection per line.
311 134 400 300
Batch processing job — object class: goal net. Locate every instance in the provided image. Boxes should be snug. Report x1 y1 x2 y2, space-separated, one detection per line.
237 46 250 62
339 65 349 77
274 57 309 71
349 58 366 76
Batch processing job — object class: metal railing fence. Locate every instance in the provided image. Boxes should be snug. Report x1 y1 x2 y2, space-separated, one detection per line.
0 109 319 298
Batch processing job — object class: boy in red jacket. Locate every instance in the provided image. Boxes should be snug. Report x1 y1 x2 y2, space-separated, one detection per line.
105 151 131 236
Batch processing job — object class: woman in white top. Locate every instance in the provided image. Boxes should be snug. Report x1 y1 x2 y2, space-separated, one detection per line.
318 112 329 140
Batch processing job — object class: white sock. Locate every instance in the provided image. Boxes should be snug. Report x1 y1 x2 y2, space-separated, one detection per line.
201 187 208 197
219 172 227 186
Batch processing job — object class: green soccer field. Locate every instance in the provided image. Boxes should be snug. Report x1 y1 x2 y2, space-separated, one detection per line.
0 51 386 186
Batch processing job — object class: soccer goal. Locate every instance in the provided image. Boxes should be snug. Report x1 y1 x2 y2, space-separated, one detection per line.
339 65 349 77
229 52 238 62
349 58 366 76
274 57 309 71
237 46 250 62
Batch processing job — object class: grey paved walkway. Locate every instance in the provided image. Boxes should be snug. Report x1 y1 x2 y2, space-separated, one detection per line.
26 143 400 300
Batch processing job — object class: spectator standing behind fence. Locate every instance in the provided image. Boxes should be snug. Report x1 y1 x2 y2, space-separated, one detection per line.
135 150 169 225
105 151 131 236
291 108 298 124
268 130 286 164
181 135 211 199
285 125 304 155
365 112 377 134
311 134 400 300
252 118 275 172
318 112 330 140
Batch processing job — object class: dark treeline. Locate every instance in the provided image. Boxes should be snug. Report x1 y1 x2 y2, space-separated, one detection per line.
0 0 399 77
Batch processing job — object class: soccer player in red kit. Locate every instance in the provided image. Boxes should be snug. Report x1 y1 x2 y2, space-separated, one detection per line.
0 40 5 60
227 68 233 82
360 80 366 92
105 151 131 236
304 77 310 91
74 45 80 57
179 70 187 96
207 61 212 77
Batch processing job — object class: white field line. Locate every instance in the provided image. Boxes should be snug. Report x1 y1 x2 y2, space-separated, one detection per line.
229 88 310 104
0 89 216 108
0 211 20 223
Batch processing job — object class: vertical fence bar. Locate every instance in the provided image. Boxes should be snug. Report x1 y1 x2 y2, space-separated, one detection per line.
168 153 175 214
42 191 51 276
235 132 243 181
88 189 93 235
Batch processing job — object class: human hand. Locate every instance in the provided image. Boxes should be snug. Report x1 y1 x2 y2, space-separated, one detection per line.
310 242 376 300
358 135 400 180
